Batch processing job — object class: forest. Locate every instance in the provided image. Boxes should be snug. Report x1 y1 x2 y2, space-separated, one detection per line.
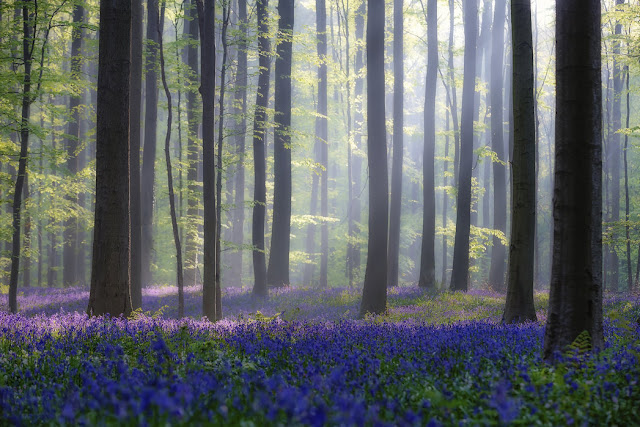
0 0 639 424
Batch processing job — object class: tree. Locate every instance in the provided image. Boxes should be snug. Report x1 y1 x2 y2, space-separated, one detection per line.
503 0 536 324
318 0 328 289
62 2 84 287
252 0 270 297
87 0 132 317
141 0 160 287
359 0 388 317
130 0 143 309
418 0 437 290
387 0 403 288
488 0 507 290
543 0 603 361
198 0 217 321
450 0 477 292
184 0 200 288
267 0 294 288
228 0 248 287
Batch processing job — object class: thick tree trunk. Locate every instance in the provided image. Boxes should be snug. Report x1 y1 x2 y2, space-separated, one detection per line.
87 0 132 317
63 3 84 287
229 0 248 288
184 0 201 288
130 0 143 309
359 0 388 317
450 0 477 292
198 0 217 321
387 0 403 288
543 0 603 361
267 0 294 288
141 0 160 287
252 0 270 297
448 0 460 186
503 0 536 324
488 0 507 291
418 0 437 290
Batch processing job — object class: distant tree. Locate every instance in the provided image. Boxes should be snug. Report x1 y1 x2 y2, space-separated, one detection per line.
488 0 507 291
63 2 84 287
387 0 403 288
252 0 270 297
359 0 388 317
141 0 160 287
198 0 218 320
419 0 437 290
267 0 294 288
87 0 132 317
130 0 143 309
543 0 603 361
184 0 201 288
450 0 477 292
318 0 328 289
503 0 536 324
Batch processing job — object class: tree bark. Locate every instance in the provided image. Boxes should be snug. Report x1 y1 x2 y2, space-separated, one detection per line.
503 0 536 324
359 0 388 317
543 0 603 361
488 0 507 291
450 0 477 292
141 0 160 287
130 0 143 309
418 0 437 290
267 0 294 288
87 0 132 317
252 0 270 297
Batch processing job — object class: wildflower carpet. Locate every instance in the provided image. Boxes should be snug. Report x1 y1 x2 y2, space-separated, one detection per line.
0 286 639 425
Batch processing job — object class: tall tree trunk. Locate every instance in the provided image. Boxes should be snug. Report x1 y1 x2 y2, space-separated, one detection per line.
419 0 437 290
448 0 460 186
387 0 403 288
130 0 143 309
141 0 160 287
158 14 184 318
252 0 270 297
318 0 329 290
9 3 33 313
503 0 536 323
624 65 631 291
543 0 603 361
267 0 294 288
229 0 248 288
63 3 84 287
359 0 388 317
87 0 132 317
450 0 477 292
184 0 201 288
488 0 507 291
608 0 624 292
198 0 218 321
22 173 30 288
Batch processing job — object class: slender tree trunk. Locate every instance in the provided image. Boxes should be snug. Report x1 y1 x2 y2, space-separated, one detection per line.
387 0 403 288
448 0 460 197
87 0 132 317
419 0 437 290
62 3 84 287
22 173 30 288
359 0 388 317
450 0 477 292
198 0 218 321
158 14 184 318
130 0 143 309
623 65 631 290
141 0 160 287
229 0 248 288
503 0 536 324
267 0 294 288
543 0 603 361
318 0 328 290
184 0 201 288
252 0 270 297
9 3 33 313
488 0 507 291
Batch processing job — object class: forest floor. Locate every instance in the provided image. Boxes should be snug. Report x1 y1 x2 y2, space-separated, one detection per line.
0 284 639 425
